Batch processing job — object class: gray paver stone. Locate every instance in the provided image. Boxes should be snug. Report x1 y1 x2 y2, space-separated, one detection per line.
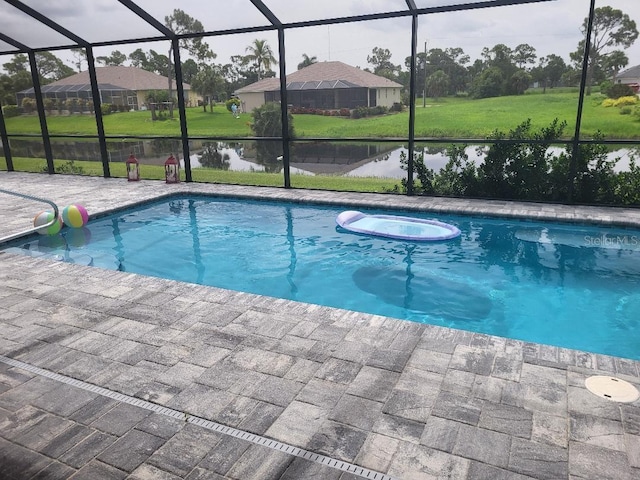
265 400 328 447
0 438 54 480
31 383 97 417
97 429 166 473
466 461 538 480
373 413 425 443
307 419 369 462
387 441 470 480
478 402 533 438
431 391 483 426
279 457 342 480
90 403 151 436
383 389 435 423
330 394 383 431
40 423 95 458
68 396 118 425
236 400 284 435
69 460 126 480
225 443 294 480
346 366 400 403
509 437 568 480
128 463 183 480
569 440 640 480
420 415 461 453
452 423 511 468
135 413 189 440
569 411 625 451
249 374 304 407
450 345 495 375
30 460 77 480
147 423 221 476
355 432 399 473
58 431 118 469
296 378 347 409
166 384 235 419
196 436 251 475
625 433 640 468
314 357 362 384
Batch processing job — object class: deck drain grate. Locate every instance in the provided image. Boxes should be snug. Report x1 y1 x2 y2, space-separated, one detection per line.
585 375 640 403
0 355 396 480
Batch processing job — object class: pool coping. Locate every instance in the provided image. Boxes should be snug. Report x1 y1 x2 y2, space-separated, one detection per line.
1 171 639 480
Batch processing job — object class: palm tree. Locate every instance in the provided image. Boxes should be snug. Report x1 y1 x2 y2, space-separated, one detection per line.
297 53 317 70
245 39 277 81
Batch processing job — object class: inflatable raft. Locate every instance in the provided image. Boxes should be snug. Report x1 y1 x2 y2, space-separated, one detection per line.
336 210 460 241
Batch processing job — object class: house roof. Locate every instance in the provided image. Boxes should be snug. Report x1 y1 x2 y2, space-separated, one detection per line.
236 61 402 93
45 66 191 91
615 65 640 80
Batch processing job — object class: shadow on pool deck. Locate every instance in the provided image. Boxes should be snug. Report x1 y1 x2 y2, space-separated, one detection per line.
0 171 639 479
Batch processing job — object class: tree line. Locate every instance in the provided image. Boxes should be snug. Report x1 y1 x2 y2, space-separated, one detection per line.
368 6 637 100
0 6 637 109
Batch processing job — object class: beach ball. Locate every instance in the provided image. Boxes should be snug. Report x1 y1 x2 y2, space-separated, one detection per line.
61 204 89 228
33 211 63 236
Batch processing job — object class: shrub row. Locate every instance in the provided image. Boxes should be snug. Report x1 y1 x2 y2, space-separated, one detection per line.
289 107 351 116
392 118 640 205
350 105 388 119
2 105 19 117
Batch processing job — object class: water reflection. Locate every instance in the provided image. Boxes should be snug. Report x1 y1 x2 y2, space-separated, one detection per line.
8 138 636 179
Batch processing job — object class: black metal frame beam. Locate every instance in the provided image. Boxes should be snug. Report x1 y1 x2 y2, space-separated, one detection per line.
0 94 12 172
85 47 111 178
25 50 54 173
277 28 291 188
117 0 175 38
4 0 89 47
172 40 192 181
0 31 28 51
250 0 282 27
407 12 419 195
569 0 596 203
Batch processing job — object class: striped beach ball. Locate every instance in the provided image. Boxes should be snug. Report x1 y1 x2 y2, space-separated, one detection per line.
61 204 89 228
33 211 63 235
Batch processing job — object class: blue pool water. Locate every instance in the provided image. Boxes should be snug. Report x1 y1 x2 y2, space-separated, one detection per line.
5 195 640 360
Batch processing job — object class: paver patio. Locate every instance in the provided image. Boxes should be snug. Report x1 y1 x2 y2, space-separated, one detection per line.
1 171 639 479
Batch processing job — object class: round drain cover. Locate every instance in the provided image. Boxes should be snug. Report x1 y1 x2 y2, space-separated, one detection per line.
585 375 639 403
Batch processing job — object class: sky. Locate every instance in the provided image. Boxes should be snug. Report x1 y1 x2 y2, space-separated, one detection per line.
1 0 639 76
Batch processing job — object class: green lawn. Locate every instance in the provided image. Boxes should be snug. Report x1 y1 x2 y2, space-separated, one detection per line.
4 92 639 140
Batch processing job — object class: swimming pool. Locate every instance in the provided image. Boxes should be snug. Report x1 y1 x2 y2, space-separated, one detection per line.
5 195 640 360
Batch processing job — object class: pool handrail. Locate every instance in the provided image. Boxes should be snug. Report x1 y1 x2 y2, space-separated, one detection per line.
0 188 59 244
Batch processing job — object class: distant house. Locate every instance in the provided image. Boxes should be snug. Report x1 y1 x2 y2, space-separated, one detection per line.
235 61 402 112
16 65 200 110
614 65 640 93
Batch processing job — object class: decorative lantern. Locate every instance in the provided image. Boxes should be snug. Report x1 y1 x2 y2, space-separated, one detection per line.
126 154 140 181
164 154 180 184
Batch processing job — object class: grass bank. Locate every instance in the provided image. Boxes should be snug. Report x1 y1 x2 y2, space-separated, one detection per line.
1 157 399 193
